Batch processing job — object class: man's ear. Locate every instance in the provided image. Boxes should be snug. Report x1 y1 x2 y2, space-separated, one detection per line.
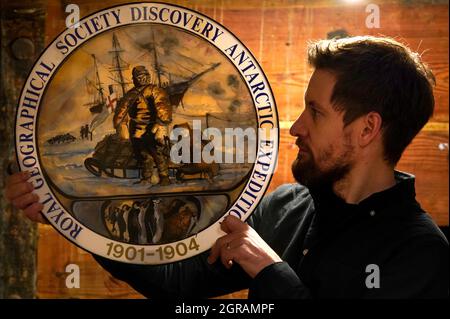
359 112 383 147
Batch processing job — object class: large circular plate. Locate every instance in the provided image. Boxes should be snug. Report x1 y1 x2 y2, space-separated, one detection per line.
15 2 279 264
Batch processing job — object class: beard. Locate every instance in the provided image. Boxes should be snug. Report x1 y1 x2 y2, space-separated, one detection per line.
291 137 354 189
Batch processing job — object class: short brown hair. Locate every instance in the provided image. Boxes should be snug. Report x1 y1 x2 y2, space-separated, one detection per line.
307 36 435 164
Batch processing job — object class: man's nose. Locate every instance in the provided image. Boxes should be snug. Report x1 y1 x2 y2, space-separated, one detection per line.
289 112 307 137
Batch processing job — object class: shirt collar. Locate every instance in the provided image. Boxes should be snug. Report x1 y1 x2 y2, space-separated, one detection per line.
308 170 417 220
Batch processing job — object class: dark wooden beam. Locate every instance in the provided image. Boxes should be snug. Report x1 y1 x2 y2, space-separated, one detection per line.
0 0 46 299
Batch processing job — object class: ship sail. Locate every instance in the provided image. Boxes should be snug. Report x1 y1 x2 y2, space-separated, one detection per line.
142 30 221 108
166 62 220 107
84 54 106 114
108 32 130 99
88 33 130 132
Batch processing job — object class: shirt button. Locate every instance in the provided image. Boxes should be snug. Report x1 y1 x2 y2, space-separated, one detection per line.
302 249 309 256
369 210 376 217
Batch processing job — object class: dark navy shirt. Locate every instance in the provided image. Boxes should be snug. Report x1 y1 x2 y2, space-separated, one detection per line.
95 171 448 298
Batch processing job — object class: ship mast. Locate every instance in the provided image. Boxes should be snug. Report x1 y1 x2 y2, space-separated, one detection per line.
109 33 129 97
83 54 106 114
151 30 162 87
93 54 105 105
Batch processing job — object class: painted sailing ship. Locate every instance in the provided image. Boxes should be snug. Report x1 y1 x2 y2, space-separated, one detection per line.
84 31 221 182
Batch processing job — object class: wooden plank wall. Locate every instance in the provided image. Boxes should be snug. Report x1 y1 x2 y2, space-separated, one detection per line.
36 0 448 298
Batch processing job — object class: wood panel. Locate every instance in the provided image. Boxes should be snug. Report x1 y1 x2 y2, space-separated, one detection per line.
37 225 144 299
396 129 449 226
215 2 448 122
34 0 448 299
0 0 47 299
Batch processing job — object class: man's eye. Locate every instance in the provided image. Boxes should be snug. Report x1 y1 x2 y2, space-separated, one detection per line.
310 107 318 118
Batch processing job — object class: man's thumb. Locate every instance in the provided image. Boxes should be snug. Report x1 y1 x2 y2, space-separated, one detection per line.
221 215 247 233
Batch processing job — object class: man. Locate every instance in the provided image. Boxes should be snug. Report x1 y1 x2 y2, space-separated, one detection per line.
85 124 92 141
80 125 85 140
5 36 448 298
114 65 172 186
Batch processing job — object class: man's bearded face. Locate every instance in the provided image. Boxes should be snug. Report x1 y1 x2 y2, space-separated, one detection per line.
290 69 356 189
291 134 354 189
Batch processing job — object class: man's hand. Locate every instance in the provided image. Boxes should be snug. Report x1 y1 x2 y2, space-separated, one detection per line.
4 171 47 224
207 215 282 278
